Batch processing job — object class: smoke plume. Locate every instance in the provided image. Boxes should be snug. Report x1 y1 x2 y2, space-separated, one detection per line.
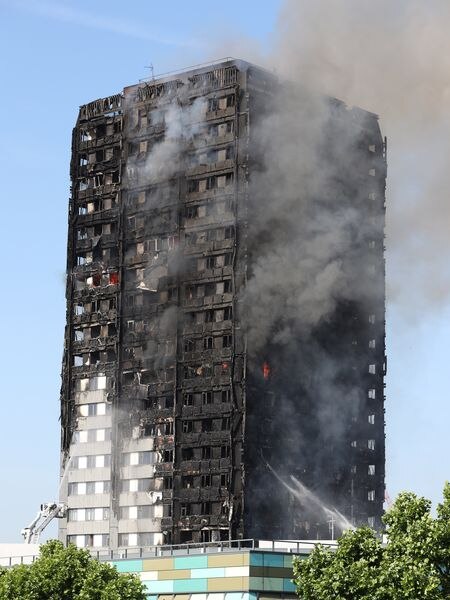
270 0 450 316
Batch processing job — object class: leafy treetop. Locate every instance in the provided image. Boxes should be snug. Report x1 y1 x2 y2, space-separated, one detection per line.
293 482 450 600
0 539 147 600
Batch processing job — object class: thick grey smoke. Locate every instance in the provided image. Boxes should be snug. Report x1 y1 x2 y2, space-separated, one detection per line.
210 1 450 316
126 96 207 187
243 84 381 353
270 0 450 316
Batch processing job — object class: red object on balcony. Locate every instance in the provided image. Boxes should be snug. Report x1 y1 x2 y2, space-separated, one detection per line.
109 272 119 285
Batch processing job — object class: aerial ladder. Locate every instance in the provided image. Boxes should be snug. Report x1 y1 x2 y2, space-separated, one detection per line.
21 502 67 544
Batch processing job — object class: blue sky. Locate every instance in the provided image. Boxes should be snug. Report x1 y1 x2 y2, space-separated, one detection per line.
0 0 447 542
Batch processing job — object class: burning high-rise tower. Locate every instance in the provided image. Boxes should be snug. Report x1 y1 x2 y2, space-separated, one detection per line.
59 58 386 550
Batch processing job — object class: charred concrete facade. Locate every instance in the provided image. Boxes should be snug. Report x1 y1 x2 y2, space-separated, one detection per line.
60 59 386 550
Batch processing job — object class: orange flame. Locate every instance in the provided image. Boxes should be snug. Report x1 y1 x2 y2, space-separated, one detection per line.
262 361 270 380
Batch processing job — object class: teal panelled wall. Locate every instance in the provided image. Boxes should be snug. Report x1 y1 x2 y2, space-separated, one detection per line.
111 550 303 600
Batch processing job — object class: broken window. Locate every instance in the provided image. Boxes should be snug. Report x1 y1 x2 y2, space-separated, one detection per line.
224 226 234 239
201 474 211 487
221 389 231 403
223 279 232 293
96 124 106 137
204 282 215 296
77 228 88 242
185 206 198 219
74 329 84 342
202 419 212 432
141 422 155 436
182 475 193 488
183 393 193 406
201 502 212 515
159 421 174 436
188 179 199 193
93 173 104 188
208 98 218 112
80 129 92 142
184 339 194 352
76 252 91 266
74 303 85 316
109 272 119 285
90 324 101 339
223 306 233 321
202 391 212 405
182 448 193 460
79 178 88 191
220 362 230 375
163 450 174 462
182 421 193 433
204 310 214 323
222 334 232 348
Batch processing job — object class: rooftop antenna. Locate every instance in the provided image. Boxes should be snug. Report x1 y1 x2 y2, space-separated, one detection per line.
145 63 155 81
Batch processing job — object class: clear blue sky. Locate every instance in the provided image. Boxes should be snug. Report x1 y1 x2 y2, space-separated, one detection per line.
0 0 447 542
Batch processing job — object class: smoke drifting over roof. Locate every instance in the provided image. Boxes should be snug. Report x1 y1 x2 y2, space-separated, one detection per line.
273 0 450 315
214 0 450 317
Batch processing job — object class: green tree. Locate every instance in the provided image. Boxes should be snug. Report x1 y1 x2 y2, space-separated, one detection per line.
0 540 146 600
293 483 450 600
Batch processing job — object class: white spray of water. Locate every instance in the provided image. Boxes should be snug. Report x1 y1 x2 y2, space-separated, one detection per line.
267 462 354 534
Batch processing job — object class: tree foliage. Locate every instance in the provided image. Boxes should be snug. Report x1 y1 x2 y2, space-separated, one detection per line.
0 540 146 600
293 483 450 600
